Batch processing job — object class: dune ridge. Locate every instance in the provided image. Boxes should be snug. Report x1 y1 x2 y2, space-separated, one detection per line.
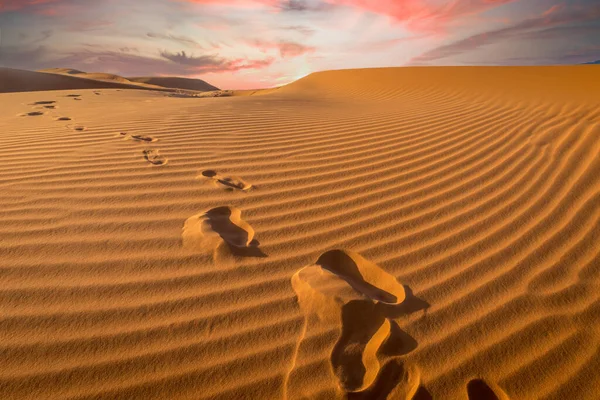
1 66 599 399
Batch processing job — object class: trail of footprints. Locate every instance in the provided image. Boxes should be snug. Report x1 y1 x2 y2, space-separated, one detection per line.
20 94 169 166
181 176 508 398
19 97 77 126
20 93 511 399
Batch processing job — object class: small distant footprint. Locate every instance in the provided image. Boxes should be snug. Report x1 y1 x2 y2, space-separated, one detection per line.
20 111 44 117
43 105 56 109
286 250 426 397
93 91 101 95
30 101 56 105
120 132 157 142
66 94 81 98
56 117 72 121
143 149 167 166
467 379 509 400
72 125 86 131
199 170 253 192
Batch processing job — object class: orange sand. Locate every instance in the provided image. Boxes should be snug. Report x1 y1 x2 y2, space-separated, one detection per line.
1 66 599 400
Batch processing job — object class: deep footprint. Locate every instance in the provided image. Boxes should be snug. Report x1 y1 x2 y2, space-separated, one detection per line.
66 94 81 97
288 250 419 396
467 379 509 400
143 149 167 165
348 361 421 400
183 206 256 249
316 250 406 305
200 170 253 192
31 101 56 105
332 300 390 392
73 126 86 131
56 117 72 121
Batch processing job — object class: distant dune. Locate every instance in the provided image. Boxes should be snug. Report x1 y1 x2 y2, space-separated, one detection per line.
1 66 600 400
0 68 175 93
129 77 218 92
1 67 220 94
39 68 220 92
39 68 86 75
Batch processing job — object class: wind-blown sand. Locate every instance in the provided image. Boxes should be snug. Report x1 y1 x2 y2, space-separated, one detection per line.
0 66 599 400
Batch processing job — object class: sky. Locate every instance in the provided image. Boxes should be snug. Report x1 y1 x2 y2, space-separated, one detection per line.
0 0 599 89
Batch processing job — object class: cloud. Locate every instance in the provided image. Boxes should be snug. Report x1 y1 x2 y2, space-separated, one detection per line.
278 0 334 12
409 3 600 64
174 0 332 12
250 39 316 57
323 0 518 32
159 50 221 66
280 0 311 11
0 0 61 13
67 19 113 32
172 0 279 7
159 50 275 72
277 41 316 57
280 25 316 36
147 32 203 48
0 44 274 77
119 47 139 53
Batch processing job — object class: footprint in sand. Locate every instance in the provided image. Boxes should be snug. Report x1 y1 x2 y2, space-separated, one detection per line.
143 149 168 166
466 379 509 400
120 132 157 142
349 360 421 400
43 105 56 109
182 206 265 257
66 94 81 98
20 111 45 117
199 170 253 192
93 91 101 95
72 125 86 131
55 117 72 121
286 250 427 398
413 379 509 400
30 101 56 105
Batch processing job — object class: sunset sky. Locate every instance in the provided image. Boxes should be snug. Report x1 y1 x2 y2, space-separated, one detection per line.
0 0 598 89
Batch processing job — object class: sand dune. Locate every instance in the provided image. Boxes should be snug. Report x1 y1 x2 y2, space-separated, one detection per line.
39 68 220 93
129 77 219 92
1 66 600 400
0 68 175 93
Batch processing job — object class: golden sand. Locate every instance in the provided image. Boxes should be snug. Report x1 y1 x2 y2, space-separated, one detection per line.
1 66 599 399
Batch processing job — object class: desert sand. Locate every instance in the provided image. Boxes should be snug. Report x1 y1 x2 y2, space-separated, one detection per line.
0 68 218 94
0 66 599 400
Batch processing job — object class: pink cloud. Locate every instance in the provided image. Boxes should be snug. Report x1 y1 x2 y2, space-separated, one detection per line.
0 0 61 13
324 0 519 32
250 39 315 58
408 2 600 65
542 3 563 17
173 0 278 7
